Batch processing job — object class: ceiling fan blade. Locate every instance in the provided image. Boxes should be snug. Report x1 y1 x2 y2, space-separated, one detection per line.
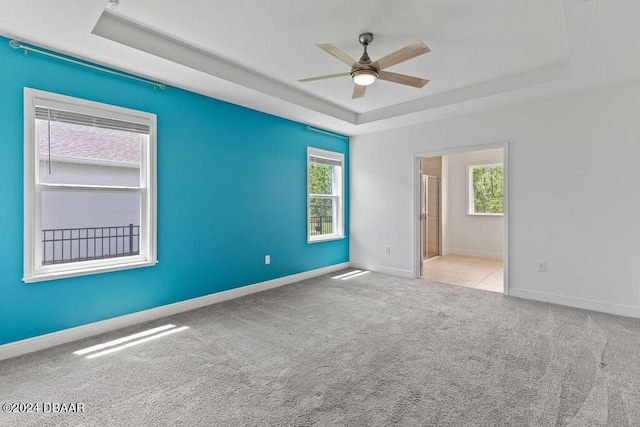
298 72 351 83
318 44 359 68
372 42 430 70
352 84 367 99
378 71 429 88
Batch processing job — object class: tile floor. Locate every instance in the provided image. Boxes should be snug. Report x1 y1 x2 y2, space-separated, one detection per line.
420 254 503 293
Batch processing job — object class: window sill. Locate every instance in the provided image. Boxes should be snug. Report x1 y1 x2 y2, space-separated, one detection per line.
23 259 158 283
467 213 504 217
307 235 346 244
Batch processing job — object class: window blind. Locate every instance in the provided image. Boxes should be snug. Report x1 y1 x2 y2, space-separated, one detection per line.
309 155 342 167
35 106 150 134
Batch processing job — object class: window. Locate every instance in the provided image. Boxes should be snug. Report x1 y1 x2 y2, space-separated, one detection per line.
23 88 157 282
307 147 344 242
468 163 504 215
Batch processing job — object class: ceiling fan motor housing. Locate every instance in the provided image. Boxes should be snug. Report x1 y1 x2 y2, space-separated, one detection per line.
351 67 378 86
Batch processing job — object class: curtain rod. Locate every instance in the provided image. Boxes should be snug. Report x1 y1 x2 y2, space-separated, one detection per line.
306 125 349 140
9 40 166 90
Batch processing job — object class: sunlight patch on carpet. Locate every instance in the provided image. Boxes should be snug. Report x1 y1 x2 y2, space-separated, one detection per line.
332 270 370 280
73 324 189 359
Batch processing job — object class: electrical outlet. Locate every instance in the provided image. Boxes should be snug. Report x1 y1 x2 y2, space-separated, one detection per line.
385 246 391 254
265 255 270 265
537 261 547 273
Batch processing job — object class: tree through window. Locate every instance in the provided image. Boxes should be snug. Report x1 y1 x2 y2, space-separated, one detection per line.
469 164 504 215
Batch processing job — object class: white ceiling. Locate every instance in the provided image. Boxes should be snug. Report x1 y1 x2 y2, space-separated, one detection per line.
1 0 639 136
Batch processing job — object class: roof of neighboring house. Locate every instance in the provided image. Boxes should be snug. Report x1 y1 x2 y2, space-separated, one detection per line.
38 120 141 165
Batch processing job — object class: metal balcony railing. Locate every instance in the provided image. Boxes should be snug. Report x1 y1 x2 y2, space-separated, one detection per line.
309 216 333 236
42 224 139 265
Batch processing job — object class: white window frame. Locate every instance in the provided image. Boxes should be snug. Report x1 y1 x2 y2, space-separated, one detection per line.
23 88 158 282
307 147 345 243
467 163 504 216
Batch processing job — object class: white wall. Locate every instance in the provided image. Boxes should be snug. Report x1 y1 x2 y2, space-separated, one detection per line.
444 149 504 259
350 80 640 317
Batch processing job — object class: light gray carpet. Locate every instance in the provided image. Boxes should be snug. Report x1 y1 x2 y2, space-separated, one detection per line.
2 271 640 426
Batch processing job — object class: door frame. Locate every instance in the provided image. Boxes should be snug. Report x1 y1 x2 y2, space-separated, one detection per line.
419 174 441 276
413 142 510 295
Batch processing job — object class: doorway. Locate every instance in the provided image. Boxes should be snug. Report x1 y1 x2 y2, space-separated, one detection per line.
415 143 509 294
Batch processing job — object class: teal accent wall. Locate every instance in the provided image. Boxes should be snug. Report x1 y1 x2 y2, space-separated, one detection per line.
0 37 349 346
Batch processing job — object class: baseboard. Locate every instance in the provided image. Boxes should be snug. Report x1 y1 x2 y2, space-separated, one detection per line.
509 288 640 319
0 262 350 361
449 248 503 259
376 266 415 279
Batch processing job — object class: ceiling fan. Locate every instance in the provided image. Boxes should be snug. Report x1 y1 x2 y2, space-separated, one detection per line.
299 33 430 99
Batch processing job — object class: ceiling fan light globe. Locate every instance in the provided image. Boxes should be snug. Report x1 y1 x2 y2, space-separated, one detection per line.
352 70 378 86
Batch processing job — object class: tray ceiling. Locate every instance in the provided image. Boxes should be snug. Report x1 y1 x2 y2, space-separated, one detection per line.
1 0 640 135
